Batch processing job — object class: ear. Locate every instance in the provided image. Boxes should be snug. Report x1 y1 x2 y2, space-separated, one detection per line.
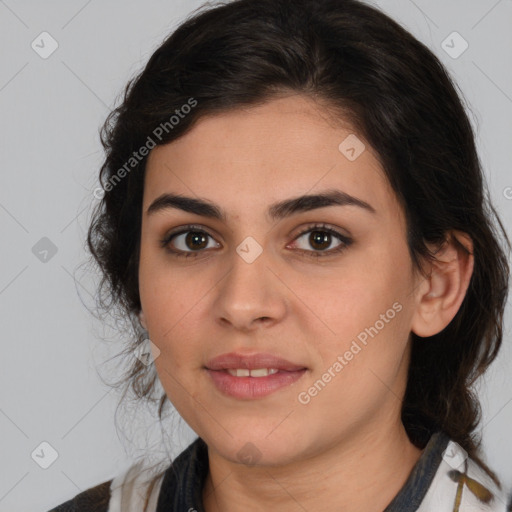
139 309 148 330
411 230 474 338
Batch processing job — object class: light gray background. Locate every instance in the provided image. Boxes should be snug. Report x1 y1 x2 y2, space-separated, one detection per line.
0 1 511 511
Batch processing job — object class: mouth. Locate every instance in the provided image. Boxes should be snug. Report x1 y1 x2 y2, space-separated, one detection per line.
205 352 308 399
205 352 307 372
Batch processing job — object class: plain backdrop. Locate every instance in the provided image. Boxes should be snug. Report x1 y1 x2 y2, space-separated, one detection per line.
0 1 511 511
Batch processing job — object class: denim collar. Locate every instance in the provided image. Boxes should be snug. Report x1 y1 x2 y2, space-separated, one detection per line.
384 431 449 511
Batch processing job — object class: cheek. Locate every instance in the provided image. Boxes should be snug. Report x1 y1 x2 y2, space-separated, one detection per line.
307 242 413 371
139 249 199 330
315 252 408 334
138 261 214 369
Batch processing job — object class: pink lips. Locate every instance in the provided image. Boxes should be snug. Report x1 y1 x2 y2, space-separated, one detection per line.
205 352 307 399
206 352 306 371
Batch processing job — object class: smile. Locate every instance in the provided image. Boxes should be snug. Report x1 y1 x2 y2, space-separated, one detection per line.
206 368 307 399
226 368 279 377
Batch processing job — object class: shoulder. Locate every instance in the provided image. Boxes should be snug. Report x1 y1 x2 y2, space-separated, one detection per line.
47 461 165 512
464 456 511 511
47 479 112 512
47 451 186 512
418 438 511 512
108 460 165 512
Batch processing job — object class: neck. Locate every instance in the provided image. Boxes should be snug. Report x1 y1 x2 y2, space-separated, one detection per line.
202 421 423 512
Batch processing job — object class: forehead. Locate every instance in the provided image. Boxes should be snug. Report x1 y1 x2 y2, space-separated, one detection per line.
143 94 400 223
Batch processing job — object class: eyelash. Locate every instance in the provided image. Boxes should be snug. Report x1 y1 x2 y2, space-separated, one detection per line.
160 223 353 259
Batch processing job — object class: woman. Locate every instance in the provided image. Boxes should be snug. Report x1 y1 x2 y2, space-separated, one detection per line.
49 0 511 510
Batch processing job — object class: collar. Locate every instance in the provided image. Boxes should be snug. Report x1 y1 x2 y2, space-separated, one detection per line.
155 431 449 512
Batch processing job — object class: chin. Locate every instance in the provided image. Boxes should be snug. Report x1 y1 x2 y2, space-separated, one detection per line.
208 431 311 468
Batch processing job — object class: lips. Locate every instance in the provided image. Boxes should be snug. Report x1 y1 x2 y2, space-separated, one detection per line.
205 352 306 372
205 352 308 399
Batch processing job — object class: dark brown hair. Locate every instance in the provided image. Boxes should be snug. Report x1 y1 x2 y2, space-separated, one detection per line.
86 0 510 505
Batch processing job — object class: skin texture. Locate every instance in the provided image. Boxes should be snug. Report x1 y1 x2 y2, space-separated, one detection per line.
138 94 474 512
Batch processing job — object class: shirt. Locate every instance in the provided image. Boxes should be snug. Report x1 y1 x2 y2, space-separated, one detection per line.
48 431 512 512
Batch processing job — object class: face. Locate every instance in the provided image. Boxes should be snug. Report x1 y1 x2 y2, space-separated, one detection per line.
138 94 423 466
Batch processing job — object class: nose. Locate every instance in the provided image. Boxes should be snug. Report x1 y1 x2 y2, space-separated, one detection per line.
211 245 287 332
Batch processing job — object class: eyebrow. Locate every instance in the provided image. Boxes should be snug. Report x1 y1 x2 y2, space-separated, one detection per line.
146 189 376 222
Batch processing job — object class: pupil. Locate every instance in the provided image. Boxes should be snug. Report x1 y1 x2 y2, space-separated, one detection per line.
186 231 207 250
310 231 330 250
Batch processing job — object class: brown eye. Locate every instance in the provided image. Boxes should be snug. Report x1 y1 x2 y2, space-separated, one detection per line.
291 224 353 258
308 231 333 251
160 226 220 257
183 231 209 250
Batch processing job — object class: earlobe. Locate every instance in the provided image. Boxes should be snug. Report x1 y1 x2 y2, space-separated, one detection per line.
411 230 474 338
139 309 148 330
